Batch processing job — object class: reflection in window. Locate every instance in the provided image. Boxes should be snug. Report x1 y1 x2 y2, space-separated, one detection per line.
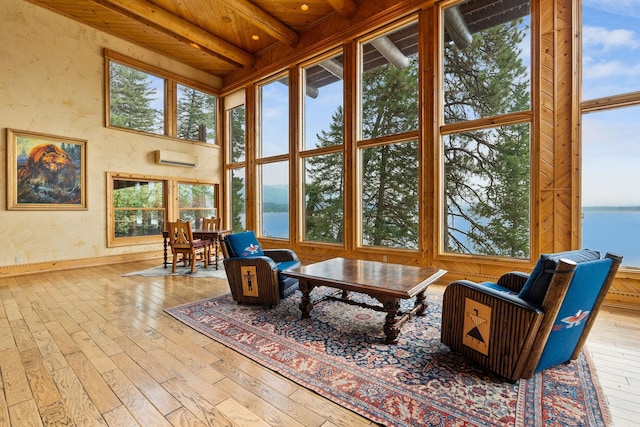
360 22 419 139
442 0 531 124
112 179 165 238
303 153 344 243
178 183 216 228
259 79 289 157
444 124 530 258
177 84 217 143
109 62 164 134
361 140 419 249
260 162 289 239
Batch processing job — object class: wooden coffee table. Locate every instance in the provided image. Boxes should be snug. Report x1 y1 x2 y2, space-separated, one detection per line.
283 257 447 344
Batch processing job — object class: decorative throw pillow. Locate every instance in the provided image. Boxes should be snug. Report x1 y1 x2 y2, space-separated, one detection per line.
225 231 265 258
518 249 601 306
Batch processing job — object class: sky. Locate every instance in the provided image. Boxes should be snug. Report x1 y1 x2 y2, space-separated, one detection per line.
581 1 640 206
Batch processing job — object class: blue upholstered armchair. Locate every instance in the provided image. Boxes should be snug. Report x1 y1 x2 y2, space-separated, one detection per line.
220 231 300 307
440 249 622 381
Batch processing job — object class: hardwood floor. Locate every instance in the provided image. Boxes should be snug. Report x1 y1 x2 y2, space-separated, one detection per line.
0 261 638 426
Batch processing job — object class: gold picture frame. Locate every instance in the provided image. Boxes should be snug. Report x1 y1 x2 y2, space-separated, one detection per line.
7 129 87 210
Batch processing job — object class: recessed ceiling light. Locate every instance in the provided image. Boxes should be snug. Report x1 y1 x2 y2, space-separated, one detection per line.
301 4 309 11
252 34 260 41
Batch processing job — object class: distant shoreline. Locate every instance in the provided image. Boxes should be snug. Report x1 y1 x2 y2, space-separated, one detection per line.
583 206 640 212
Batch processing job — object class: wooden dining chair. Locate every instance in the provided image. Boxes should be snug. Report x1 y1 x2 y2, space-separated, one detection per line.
202 216 221 264
167 220 209 273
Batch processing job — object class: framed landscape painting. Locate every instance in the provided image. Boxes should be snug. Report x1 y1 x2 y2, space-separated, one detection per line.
7 129 87 210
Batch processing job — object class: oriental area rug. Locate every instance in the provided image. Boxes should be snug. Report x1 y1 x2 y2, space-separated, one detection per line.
165 287 611 427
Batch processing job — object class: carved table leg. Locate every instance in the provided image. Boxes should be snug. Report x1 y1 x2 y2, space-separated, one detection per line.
414 290 428 316
381 298 402 344
298 279 315 319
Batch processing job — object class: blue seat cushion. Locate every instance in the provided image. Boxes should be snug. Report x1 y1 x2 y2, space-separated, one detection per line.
536 257 613 372
518 249 601 306
225 231 264 258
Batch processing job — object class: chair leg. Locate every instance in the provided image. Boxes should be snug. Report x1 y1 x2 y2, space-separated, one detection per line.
172 253 178 273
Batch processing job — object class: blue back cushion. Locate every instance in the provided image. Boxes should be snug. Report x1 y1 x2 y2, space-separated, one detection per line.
225 231 264 258
518 249 601 306
536 257 612 372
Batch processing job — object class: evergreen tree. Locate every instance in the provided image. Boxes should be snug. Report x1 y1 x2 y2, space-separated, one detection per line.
444 20 530 257
109 62 162 133
177 86 216 142
305 107 344 242
229 106 246 232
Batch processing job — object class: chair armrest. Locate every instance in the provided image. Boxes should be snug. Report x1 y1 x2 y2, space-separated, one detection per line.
263 249 299 263
497 272 530 293
223 256 277 270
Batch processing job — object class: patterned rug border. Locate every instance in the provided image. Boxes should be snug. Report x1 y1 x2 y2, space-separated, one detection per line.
165 291 612 427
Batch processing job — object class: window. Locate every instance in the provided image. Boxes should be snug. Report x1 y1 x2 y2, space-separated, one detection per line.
257 75 290 239
301 51 345 244
177 183 217 228
227 101 246 233
109 61 164 135
106 51 218 144
441 0 532 259
581 2 640 268
177 84 217 143
358 21 420 249
108 175 166 246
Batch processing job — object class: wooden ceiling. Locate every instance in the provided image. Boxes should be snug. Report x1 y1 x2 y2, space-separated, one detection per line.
25 0 359 81
25 0 529 88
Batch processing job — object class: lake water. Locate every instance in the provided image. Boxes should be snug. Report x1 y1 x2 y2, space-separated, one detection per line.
260 210 640 268
582 210 640 267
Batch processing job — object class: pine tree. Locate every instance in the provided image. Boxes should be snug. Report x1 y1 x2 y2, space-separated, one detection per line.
109 62 162 133
444 20 531 257
177 86 216 142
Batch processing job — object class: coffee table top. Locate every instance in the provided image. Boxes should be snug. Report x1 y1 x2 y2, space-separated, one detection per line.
283 257 447 298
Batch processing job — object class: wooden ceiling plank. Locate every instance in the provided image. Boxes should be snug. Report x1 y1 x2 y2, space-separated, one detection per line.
325 0 358 19
222 0 299 46
92 0 255 67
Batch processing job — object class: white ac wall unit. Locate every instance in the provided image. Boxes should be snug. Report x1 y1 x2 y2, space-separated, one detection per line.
154 150 198 167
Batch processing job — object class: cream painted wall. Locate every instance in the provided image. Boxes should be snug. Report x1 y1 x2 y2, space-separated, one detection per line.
0 0 223 267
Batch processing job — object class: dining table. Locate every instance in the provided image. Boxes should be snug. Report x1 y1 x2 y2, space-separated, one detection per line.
162 228 231 270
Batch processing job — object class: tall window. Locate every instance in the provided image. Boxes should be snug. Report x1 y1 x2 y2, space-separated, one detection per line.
257 76 290 239
441 0 532 258
358 21 420 249
301 52 345 244
581 2 640 267
228 103 246 232
106 52 218 144
108 175 166 246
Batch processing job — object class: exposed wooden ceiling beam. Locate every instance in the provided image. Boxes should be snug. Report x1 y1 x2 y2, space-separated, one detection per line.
222 0 299 46
325 0 358 19
92 0 255 67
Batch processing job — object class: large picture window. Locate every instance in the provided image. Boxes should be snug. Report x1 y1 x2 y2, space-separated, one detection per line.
441 0 532 259
178 182 217 228
581 1 640 268
358 21 419 249
257 75 290 239
301 51 345 244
